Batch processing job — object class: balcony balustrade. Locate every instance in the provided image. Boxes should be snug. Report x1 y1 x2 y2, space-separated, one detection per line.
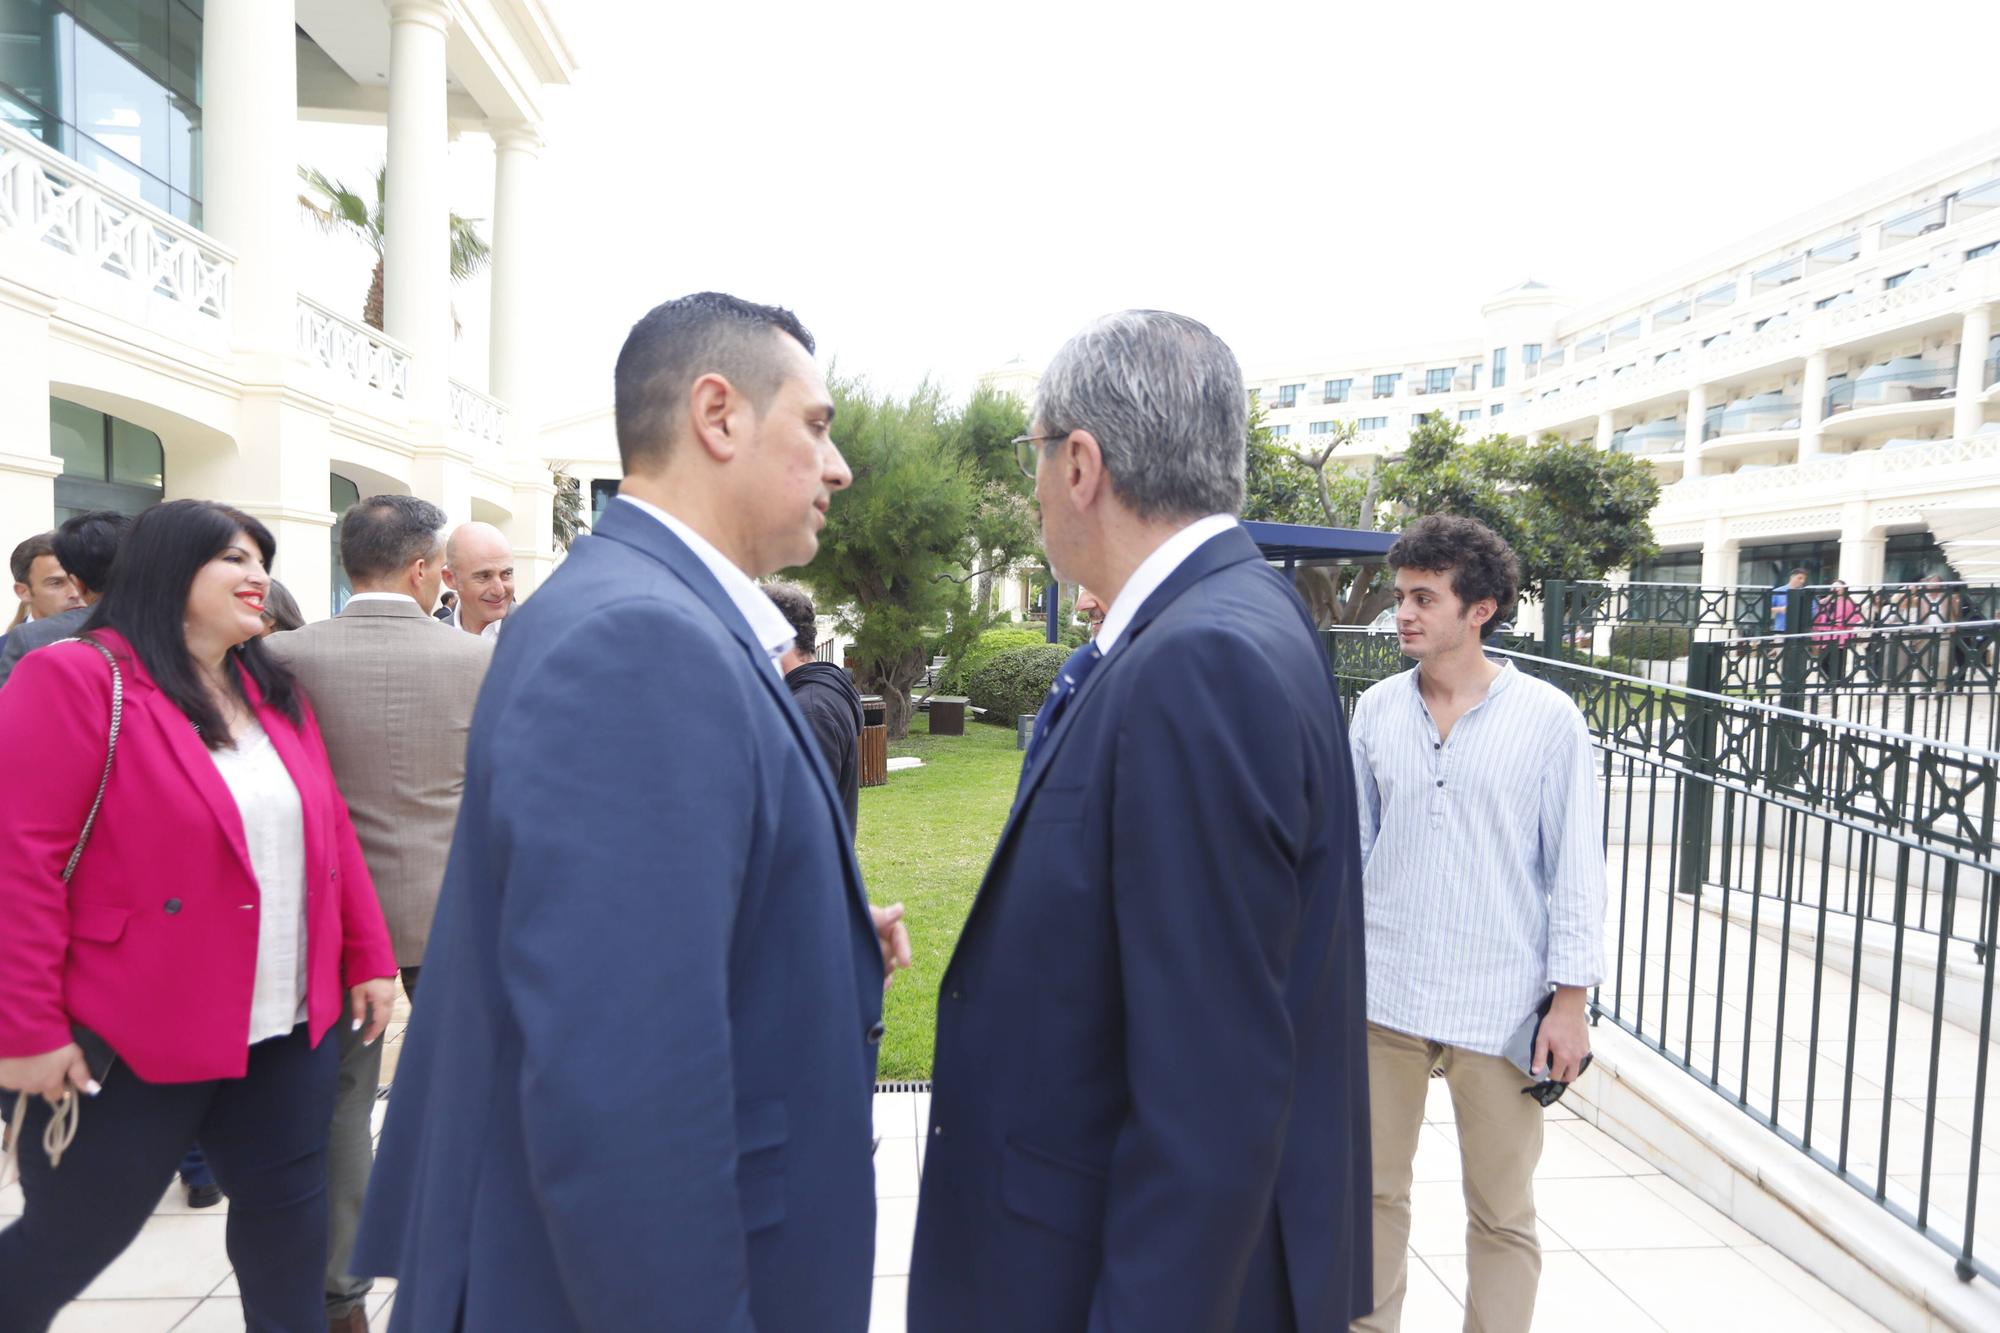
1610 418 1684 454
450 381 507 447
296 297 410 399
1703 395 1801 440
0 120 231 323
1824 361 1958 416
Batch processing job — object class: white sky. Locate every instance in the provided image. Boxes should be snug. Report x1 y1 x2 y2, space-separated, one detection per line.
298 0 2000 423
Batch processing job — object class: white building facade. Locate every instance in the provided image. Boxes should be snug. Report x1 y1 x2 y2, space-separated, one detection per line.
1245 131 2000 590
0 0 575 620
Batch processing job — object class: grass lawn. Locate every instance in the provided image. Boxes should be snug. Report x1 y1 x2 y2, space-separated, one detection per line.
858 712 1022 1080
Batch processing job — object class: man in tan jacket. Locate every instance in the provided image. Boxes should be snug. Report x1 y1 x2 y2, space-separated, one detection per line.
267 493 492 1333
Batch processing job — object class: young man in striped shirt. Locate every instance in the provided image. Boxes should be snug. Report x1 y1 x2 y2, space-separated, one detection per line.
1349 515 1607 1333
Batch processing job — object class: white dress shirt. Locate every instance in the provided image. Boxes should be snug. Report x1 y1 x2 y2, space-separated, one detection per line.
343 591 420 608
448 602 503 640
1349 660 1608 1056
207 716 310 1045
617 495 798 671
1095 513 1239 657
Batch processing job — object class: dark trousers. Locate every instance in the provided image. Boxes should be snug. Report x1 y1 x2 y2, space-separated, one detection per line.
325 963 422 1316
0 1023 339 1333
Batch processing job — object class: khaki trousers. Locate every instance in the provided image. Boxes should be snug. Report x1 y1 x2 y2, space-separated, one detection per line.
1353 1023 1545 1333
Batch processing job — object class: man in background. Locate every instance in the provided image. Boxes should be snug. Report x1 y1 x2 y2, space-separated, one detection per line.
5 532 80 653
442 522 514 638
433 589 458 622
1074 585 1106 639
0 511 130 691
265 494 492 1333
766 581 863 836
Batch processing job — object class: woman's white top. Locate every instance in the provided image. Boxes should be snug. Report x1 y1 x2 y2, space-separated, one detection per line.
206 715 310 1045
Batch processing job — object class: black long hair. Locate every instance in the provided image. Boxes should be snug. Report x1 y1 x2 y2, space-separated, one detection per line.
83 500 303 748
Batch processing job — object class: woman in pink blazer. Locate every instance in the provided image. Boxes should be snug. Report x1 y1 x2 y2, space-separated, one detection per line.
0 500 398 1331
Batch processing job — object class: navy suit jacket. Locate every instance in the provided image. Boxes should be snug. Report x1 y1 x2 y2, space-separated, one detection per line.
908 524 1372 1332
353 500 884 1332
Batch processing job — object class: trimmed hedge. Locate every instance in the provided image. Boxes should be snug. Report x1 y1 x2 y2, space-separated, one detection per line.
1608 623 1693 661
967 644 1069 725
941 626 1047 694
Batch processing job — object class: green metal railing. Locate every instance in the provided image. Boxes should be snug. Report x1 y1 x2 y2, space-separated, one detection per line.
1326 627 1999 1284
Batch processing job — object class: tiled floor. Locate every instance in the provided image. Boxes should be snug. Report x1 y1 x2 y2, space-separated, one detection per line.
9 1075 1887 1331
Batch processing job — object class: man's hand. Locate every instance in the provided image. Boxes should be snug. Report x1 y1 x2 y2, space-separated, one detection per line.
349 977 399 1045
1532 985 1592 1084
0 1044 97 1106
871 903 913 992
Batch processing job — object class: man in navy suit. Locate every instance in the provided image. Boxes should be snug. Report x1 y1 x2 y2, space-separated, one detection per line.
355 292 910 1332
908 310 1373 1332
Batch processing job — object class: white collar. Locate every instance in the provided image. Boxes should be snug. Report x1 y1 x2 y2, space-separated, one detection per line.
616 495 797 669
1095 514 1239 656
448 603 503 640
344 591 419 607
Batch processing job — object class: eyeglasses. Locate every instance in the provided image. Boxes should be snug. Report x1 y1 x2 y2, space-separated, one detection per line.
1011 432 1067 482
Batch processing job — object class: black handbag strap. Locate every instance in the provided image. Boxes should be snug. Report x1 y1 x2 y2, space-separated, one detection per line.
53 636 123 883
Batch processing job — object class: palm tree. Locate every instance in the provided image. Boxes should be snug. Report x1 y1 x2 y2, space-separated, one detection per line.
297 164 492 332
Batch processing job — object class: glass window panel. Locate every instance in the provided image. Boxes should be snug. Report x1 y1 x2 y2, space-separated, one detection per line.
73 17 168 189
49 397 106 479
165 0 196 102
109 416 163 487
0 0 59 113
79 1 169 84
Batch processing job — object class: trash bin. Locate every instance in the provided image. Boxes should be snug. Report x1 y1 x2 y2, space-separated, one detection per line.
859 694 888 787
1016 713 1036 751
929 696 969 736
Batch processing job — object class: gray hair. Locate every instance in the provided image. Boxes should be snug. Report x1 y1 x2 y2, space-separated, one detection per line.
339 494 447 583
1033 310 1247 521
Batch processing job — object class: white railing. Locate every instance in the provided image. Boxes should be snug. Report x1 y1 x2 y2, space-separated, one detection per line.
1655 433 2000 509
450 380 506 446
1510 252 2000 438
295 297 412 399
0 120 232 321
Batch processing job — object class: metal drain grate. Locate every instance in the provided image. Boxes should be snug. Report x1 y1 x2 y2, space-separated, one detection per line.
875 1080 932 1094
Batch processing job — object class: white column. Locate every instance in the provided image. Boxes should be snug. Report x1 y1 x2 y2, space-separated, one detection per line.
1595 411 1616 451
1955 304 1993 441
1683 382 1709 476
385 0 454 425
200 0 298 367
1839 501 1885 587
0 285 60 540
488 125 542 444
1799 348 1828 460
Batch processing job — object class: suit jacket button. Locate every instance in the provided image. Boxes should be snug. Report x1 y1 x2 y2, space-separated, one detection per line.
163 898 182 914
866 1021 885 1045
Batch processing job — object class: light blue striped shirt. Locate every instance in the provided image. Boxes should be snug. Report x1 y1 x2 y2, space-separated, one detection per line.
1350 660 1607 1056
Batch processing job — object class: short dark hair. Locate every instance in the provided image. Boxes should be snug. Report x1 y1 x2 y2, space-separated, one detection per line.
613 292 815 473
83 500 300 747
763 581 817 654
53 510 132 596
262 579 306 633
1789 567 1810 579
10 531 56 585
340 494 447 583
1385 514 1521 640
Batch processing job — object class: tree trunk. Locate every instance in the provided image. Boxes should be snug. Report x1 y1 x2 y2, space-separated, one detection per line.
364 258 385 331
862 647 928 741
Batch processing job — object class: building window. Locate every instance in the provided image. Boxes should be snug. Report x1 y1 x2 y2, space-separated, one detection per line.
0 2 206 225
1967 241 1997 261
1356 416 1388 431
1738 539 1840 591
1492 347 1508 387
1424 367 1452 394
1307 421 1338 436
1458 408 1480 422
1371 373 1400 399
1884 532 1955 585
1270 424 1290 438
1489 404 1504 417
1885 269 1915 290
329 473 361 613
1412 412 1434 427
1813 291 1852 310
48 397 164 524
1522 344 1541 367
590 479 620 528
1276 382 1303 408
1702 332 1730 349
1323 378 1351 403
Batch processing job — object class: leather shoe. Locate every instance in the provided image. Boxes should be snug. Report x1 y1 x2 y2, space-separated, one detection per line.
184 1182 223 1209
327 1307 369 1332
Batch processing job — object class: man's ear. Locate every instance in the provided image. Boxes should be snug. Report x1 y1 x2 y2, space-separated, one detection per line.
688 372 742 462
1064 429 1107 511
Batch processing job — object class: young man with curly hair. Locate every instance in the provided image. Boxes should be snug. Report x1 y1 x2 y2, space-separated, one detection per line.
1349 514 1607 1333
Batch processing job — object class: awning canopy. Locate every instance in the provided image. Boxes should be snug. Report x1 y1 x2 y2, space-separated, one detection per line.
1242 520 1399 568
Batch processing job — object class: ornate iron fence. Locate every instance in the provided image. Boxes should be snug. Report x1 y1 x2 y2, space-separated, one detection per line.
1325 627 1999 1284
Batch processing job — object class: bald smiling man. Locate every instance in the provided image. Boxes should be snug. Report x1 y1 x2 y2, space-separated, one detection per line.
442 522 514 639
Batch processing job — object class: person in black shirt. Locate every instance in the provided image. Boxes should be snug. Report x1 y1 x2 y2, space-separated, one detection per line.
764 581 863 837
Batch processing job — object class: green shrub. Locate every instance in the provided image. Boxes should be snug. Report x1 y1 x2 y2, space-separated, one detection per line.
967 644 1069 724
940 625 1046 694
1608 623 1693 661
